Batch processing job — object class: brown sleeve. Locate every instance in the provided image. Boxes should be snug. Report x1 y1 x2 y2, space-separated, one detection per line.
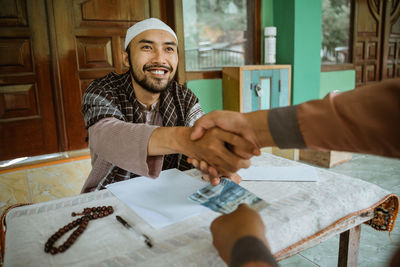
268 106 306 149
297 78 400 158
88 117 163 177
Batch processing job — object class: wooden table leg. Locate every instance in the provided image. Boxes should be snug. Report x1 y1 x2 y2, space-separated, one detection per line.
338 225 361 267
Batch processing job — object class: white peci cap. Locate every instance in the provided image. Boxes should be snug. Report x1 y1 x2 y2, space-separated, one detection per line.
124 18 178 50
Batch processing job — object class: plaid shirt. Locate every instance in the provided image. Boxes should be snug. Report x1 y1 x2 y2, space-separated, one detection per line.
82 72 203 190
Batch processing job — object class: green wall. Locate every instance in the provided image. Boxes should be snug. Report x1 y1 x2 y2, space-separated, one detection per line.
320 70 356 98
187 79 223 114
274 0 322 105
261 0 274 62
273 1 294 65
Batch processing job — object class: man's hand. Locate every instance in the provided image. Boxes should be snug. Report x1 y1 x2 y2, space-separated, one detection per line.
196 169 242 186
210 204 268 265
149 126 256 175
188 110 277 177
190 110 275 150
185 127 254 175
189 158 243 184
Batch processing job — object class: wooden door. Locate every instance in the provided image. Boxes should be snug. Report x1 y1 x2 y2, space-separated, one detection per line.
381 0 400 80
353 0 400 86
0 0 58 161
353 0 384 86
51 0 152 151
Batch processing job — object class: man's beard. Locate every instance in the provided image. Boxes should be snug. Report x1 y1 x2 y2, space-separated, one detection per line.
130 64 174 94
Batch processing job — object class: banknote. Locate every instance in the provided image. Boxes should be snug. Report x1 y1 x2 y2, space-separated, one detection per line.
189 178 268 214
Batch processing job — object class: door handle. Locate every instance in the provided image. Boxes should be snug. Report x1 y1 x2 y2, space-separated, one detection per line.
279 80 281 92
255 84 263 97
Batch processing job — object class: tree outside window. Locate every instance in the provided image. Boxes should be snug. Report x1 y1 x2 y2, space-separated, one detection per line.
182 0 249 71
321 0 352 65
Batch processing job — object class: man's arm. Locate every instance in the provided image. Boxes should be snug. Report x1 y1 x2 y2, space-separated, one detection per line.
89 117 257 178
296 78 400 157
148 126 257 175
88 117 163 178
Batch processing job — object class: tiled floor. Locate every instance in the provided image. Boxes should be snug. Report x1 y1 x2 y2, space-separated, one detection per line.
0 153 399 266
0 159 91 214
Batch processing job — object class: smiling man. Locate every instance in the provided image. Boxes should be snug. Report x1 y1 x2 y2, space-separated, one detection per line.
81 18 254 192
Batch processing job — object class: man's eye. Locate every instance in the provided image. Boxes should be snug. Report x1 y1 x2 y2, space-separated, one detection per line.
142 45 152 50
166 47 174 52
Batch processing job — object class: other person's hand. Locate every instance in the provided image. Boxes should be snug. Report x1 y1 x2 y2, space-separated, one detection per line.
191 110 275 153
210 204 268 265
184 127 254 175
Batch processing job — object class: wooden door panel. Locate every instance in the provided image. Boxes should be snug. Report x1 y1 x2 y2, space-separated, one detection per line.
356 0 379 34
388 42 396 59
382 0 400 79
0 38 32 73
355 42 364 60
0 0 58 160
355 65 363 84
0 84 38 119
366 64 377 81
2 120 46 155
53 0 151 150
366 41 378 59
0 0 28 26
79 0 149 25
353 0 383 86
76 37 115 69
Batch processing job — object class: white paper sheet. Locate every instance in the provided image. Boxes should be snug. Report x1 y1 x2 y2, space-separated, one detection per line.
238 166 318 182
106 168 209 229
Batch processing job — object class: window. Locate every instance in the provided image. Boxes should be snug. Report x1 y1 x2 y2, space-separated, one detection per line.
177 0 260 80
321 0 353 67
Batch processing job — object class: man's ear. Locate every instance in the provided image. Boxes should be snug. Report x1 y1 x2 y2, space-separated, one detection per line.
122 51 130 68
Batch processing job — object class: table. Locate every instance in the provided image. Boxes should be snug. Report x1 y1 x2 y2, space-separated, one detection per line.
2 153 398 266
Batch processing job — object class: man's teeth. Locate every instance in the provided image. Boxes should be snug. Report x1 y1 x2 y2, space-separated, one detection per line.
150 70 165 75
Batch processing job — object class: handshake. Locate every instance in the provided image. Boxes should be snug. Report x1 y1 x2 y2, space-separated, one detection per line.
185 110 275 185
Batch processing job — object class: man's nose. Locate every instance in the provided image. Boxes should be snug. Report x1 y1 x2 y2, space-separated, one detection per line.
151 48 167 64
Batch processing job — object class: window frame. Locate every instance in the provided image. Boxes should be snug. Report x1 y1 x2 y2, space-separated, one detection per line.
321 0 355 73
170 0 261 83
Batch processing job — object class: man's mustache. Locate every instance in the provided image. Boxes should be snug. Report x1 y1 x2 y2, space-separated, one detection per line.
143 64 173 72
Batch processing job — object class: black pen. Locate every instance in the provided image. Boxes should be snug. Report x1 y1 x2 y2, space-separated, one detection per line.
116 215 153 248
